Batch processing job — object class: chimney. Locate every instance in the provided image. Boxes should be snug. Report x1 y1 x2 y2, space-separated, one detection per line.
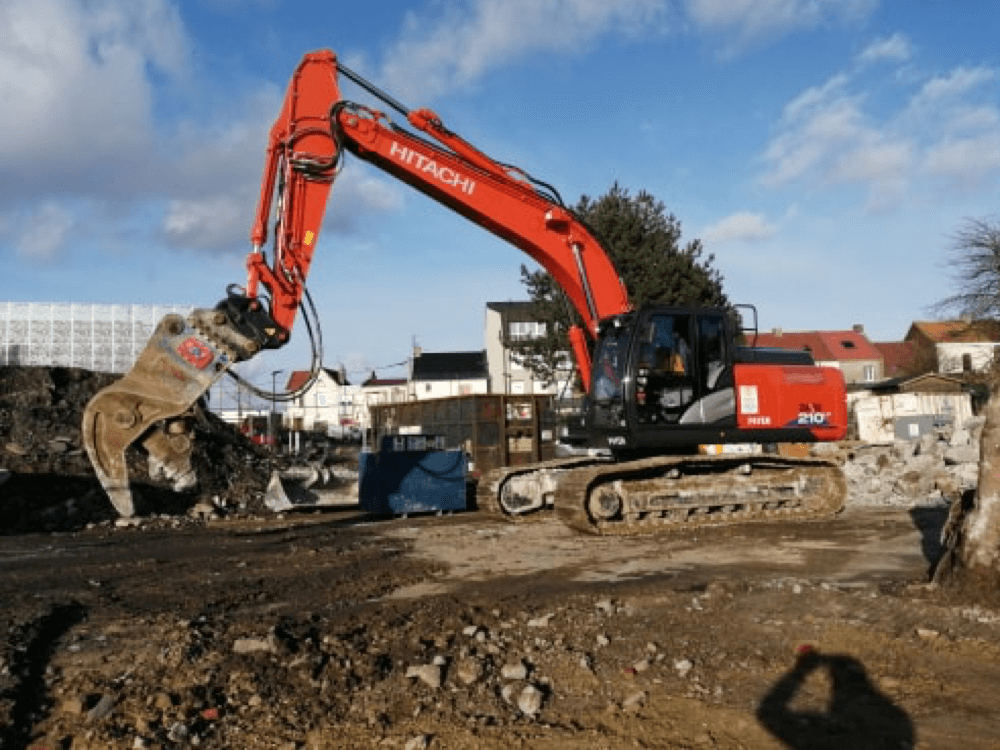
412 345 422 358
772 327 782 337
852 324 864 334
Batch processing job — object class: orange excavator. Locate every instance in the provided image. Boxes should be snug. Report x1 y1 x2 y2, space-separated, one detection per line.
82 49 847 533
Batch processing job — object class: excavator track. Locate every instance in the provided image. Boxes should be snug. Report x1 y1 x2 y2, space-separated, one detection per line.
476 455 613 522
555 454 845 536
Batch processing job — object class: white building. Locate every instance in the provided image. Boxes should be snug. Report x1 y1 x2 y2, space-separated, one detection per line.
484 301 573 395
283 368 361 432
409 348 489 400
0 301 191 373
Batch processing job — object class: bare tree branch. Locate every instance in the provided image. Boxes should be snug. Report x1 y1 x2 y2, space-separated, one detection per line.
931 217 1000 319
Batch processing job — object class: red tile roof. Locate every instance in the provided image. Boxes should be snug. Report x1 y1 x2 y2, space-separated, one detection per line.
753 329 881 362
908 320 1000 343
872 341 919 377
363 377 407 387
283 368 349 392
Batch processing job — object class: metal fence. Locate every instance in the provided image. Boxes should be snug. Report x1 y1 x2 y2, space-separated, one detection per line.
0 302 192 374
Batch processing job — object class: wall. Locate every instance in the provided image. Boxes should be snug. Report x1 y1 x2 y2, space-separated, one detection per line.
837 359 882 385
0 301 191 373
412 378 489 401
853 392 972 443
285 372 362 431
936 342 998 374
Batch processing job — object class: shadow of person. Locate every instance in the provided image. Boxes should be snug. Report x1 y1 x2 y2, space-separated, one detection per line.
756 648 914 750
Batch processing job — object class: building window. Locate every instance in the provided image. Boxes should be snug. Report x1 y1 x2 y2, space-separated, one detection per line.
316 393 327 407
963 353 973 372
425 383 432 393
863 364 875 382
509 321 546 341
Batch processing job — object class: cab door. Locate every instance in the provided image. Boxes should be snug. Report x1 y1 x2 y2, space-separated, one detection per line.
632 310 736 431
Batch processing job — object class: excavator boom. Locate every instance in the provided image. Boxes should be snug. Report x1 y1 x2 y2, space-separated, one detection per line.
82 49 630 515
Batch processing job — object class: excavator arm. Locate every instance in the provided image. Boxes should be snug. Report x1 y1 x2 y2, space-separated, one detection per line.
82 49 630 516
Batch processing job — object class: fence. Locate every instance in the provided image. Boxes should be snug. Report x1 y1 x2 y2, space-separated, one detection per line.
0 302 192 374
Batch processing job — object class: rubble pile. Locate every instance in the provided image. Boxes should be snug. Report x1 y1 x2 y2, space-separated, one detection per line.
829 417 984 507
0 365 275 532
0 589 824 747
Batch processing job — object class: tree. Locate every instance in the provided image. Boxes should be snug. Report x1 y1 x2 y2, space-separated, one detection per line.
932 218 1000 320
510 183 728 389
933 217 1000 593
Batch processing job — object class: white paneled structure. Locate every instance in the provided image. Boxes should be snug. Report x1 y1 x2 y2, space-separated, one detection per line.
0 302 192 373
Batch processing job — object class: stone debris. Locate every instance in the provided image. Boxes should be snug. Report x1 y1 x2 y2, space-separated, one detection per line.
233 637 276 655
0 365 360 532
501 661 529 681
406 664 443 689
516 685 543 716
825 416 984 508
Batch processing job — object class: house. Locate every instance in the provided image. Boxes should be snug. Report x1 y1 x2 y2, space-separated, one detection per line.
283 367 360 432
484 301 572 396
904 320 1000 375
409 348 489 400
752 325 883 385
360 372 408 406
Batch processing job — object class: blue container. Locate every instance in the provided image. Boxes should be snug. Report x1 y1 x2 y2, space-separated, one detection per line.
359 435 467 515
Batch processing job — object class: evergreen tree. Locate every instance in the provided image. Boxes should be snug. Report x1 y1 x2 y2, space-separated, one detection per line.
510 183 728 389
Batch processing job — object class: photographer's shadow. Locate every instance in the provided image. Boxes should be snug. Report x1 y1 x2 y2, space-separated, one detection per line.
757 648 914 749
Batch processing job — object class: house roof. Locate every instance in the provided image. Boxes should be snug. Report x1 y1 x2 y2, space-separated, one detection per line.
907 319 1000 344
284 367 349 392
872 341 919 378
486 300 541 325
411 350 488 381
868 372 967 393
487 301 535 315
753 331 834 360
753 329 881 362
362 374 407 387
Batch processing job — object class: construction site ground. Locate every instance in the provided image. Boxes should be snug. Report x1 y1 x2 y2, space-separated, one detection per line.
3 503 1000 749
2 365 1000 748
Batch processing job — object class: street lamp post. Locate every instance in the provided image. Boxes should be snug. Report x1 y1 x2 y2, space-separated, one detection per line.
271 369 283 452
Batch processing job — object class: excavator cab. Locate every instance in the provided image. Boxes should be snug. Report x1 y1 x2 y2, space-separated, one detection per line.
587 305 839 454
589 307 736 447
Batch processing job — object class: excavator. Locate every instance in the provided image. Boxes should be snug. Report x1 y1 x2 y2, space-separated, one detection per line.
82 49 847 534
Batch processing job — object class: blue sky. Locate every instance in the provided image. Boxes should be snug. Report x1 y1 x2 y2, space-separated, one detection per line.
2 0 999 387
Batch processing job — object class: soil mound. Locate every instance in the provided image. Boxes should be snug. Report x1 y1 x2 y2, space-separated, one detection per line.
0 365 271 533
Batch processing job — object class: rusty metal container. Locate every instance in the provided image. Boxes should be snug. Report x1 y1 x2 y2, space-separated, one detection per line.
368 395 558 478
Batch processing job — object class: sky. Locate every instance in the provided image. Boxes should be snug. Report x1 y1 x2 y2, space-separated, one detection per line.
2 0 999 390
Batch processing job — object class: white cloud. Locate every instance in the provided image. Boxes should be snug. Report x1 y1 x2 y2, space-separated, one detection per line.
703 212 775 244
760 54 1000 206
379 0 669 99
762 88 871 187
857 33 912 66
682 0 876 52
0 0 188 195
163 194 249 253
923 133 1000 183
9 202 77 261
912 66 997 107
161 163 405 254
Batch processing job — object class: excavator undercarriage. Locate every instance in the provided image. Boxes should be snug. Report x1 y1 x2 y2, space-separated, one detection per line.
478 453 845 535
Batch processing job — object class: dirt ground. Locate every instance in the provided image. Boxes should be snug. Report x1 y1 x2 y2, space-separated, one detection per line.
2 504 1000 750
3 364 1000 749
